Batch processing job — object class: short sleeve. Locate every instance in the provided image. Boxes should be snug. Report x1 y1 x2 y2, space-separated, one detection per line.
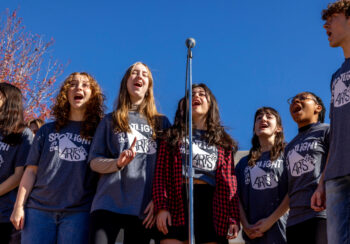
14 128 34 167
25 126 45 167
88 116 113 162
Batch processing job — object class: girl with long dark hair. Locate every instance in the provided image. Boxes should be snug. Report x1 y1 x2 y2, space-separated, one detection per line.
11 72 105 244
0 83 33 243
284 92 329 244
88 62 170 244
153 83 240 244
236 107 289 244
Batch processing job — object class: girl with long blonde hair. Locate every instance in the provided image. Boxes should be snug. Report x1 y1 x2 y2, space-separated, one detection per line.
88 62 170 244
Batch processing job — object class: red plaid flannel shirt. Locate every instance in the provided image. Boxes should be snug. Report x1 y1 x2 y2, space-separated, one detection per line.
152 140 240 237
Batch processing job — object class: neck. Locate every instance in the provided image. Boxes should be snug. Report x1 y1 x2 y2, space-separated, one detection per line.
259 135 275 152
193 116 207 130
297 117 318 128
130 96 144 106
69 109 85 121
342 44 350 58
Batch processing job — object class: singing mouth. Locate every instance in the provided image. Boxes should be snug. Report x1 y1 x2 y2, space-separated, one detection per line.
134 81 143 88
74 94 84 101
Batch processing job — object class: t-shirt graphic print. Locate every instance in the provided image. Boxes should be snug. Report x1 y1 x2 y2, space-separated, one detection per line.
287 147 316 177
246 163 280 190
332 70 350 108
180 130 218 185
57 134 88 161
127 124 156 155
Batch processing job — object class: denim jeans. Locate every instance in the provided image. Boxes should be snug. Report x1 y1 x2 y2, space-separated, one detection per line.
21 208 89 244
326 175 350 244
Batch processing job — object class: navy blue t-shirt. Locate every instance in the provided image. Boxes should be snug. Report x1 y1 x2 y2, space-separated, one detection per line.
325 58 350 181
285 123 329 226
0 128 33 222
26 121 97 212
88 112 171 218
236 152 288 244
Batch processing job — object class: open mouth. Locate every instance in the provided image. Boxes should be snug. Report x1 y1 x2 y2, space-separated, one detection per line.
327 31 332 38
134 81 143 88
292 105 302 114
259 124 269 129
74 94 84 101
192 100 201 106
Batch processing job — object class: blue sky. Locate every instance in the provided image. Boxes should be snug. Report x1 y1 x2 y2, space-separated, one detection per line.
1 0 344 150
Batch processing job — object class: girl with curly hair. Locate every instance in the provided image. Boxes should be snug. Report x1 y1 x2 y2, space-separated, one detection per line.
0 83 33 244
235 107 289 244
152 83 240 244
88 62 170 244
11 72 105 244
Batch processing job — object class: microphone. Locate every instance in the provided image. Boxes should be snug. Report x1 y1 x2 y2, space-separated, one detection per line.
185 38 196 49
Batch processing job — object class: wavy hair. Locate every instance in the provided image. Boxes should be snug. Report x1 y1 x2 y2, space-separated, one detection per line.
112 62 160 137
248 107 285 166
51 72 105 139
0 82 25 145
165 83 238 152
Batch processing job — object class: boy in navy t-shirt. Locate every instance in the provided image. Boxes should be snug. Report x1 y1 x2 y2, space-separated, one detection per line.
311 2 350 243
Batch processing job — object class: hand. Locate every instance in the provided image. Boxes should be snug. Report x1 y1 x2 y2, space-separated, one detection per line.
10 206 25 230
243 224 263 239
251 217 274 234
227 224 239 239
116 137 137 169
142 201 155 229
156 210 172 235
311 183 326 212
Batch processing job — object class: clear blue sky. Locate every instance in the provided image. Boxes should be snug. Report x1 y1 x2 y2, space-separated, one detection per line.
1 0 345 150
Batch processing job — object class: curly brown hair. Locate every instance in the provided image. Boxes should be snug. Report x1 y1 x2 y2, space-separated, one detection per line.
112 62 161 137
165 83 238 152
51 72 105 139
322 0 350 20
248 107 285 166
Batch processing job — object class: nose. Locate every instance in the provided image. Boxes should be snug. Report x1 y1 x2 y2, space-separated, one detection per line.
261 114 268 121
75 82 83 90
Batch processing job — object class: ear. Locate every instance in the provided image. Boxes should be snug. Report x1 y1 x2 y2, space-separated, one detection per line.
314 104 322 114
275 126 283 133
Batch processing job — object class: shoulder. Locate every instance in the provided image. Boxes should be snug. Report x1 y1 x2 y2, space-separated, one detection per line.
236 155 249 171
157 115 171 128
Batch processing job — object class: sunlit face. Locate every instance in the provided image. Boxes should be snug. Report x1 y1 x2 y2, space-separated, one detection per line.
126 63 150 104
254 112 280 138
289 92 321 127
67 74 92 112
324 13 350 47
0 91 4 109
192 87 210 119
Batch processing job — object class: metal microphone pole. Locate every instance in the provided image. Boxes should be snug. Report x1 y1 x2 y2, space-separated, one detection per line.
185 37 196 244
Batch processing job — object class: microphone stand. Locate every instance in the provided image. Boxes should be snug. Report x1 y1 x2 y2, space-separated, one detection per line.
185 38 195 244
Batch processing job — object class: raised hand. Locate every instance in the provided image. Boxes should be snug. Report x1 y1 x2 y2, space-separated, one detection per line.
116 137 137 169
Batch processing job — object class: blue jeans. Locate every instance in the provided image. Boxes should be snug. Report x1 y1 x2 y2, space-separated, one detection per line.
21 208 89 244
326 175 350 244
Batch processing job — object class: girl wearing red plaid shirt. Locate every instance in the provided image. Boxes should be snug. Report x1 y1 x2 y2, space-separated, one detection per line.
153 83 240 244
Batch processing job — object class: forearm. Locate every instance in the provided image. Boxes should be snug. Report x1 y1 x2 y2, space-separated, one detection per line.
90 157 120 174
266 194 289 224
319 153 330 187
13 166 37 208
239 200 250 228
0 166 24 196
